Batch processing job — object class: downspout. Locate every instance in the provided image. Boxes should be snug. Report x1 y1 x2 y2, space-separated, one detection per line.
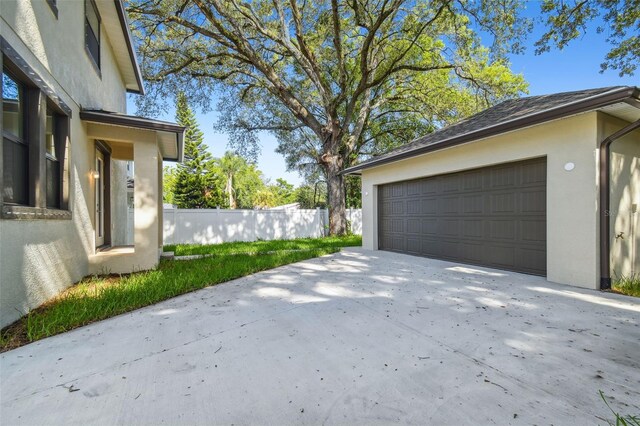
599 119 640 289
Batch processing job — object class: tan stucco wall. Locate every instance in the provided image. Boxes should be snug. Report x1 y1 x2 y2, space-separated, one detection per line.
361 113 602 289
87 131 161 275
0 0 127 111
111 160 129 246
0 2 131 326
601 114 640 279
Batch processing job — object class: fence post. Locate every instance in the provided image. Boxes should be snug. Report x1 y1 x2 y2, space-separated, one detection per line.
172 206 177 245
216 206 220 244
253 209 258 241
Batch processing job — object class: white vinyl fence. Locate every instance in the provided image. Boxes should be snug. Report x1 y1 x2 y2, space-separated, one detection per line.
126 208 361 246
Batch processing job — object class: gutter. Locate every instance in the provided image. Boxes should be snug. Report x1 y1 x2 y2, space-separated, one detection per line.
598 119 640 290
342 86 639 175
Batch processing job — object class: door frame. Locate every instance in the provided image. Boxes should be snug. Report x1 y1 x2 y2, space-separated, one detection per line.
95 140 111 250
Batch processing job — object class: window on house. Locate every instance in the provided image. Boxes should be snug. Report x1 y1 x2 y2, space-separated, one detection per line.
1 52 71 217
85 0 100 69
2 71 28 205
46 107 61 208
46 0 58 18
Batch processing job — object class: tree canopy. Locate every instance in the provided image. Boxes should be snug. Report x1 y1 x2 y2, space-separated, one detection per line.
172 92 221 208
128 0 530 234
535 0 639 76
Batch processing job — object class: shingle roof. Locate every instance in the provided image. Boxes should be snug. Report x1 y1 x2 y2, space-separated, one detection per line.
343 86 639 174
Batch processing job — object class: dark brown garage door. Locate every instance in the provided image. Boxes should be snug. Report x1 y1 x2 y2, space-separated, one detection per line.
378 157 547 275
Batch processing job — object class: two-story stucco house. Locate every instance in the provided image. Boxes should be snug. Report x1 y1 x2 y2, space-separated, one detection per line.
1 0 184 327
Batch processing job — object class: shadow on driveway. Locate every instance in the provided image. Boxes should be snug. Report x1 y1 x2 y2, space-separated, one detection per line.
1 248 639 425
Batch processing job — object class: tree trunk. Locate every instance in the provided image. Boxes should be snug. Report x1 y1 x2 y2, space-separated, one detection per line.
226 176 236 209
324 155 347 236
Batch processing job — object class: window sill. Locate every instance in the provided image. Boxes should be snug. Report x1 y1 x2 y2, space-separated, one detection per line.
2 205 72 220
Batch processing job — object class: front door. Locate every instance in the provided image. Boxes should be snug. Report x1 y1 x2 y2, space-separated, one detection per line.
95 150 105 248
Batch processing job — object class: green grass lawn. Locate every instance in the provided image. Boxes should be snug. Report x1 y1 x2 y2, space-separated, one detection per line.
165 235 362 257
0 236 361 352
612 274 640 297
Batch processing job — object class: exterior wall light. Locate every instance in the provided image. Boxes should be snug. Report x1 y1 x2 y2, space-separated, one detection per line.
564 162 575 171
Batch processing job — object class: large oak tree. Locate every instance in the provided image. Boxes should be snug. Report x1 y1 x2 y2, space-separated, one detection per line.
128 0 529 234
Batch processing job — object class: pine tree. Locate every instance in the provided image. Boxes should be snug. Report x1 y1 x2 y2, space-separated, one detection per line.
173 93 212 208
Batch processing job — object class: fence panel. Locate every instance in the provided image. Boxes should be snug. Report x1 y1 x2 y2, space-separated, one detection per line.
128 207 361 245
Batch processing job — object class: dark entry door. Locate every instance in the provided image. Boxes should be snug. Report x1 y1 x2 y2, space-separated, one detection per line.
378 157 547 275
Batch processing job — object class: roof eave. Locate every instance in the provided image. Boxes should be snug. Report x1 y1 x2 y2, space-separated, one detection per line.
342 86 640 175
80 110 184 133
80 109 185 161
172 130 185 163
114 0 145 95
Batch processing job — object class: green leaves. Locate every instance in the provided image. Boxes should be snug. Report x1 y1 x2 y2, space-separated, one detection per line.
535 0 639 76
128 0 530 232
173 92 220 208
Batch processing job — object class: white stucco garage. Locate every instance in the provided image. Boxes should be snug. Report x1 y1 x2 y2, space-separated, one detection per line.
344 86 640 290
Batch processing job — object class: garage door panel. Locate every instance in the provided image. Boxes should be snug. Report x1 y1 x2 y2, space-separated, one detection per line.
439 240 460 259
391 183 404 197
462 220 484 238
491 165 518 188
441 175 462 193
489 220 517 241
407 199 421 214
407 218 421 234
521 190 546 213
421 179 438 194
463 195 484 214
378 157 546 276
518 248 547 272
440 196 460 214
522 160 546 185
441 219 460 237
490 193 517 214
463 170 484 190
421 199 438 215
390 236 405 251
406 181 422 195
406 238 422 254
485 245 516 268
391 201 404 214
381 201 392 216
459 242 485 263
521 220 546 242
421 238 440 256
422 219 438 235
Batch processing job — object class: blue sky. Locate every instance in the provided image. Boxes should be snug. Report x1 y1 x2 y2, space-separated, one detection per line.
127 12 638 187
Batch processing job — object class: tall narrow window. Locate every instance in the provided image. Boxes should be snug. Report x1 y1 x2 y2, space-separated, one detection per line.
46 107 61 208
2 71 28 205
85 0 100 69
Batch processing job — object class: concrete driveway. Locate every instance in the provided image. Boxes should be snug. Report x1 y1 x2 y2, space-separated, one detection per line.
1 248 639 425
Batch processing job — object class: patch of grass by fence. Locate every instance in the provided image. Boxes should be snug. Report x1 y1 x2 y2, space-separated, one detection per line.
1 236 360 352
165 235 362 257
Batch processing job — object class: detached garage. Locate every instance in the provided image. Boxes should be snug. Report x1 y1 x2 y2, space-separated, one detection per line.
344 86 640 290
